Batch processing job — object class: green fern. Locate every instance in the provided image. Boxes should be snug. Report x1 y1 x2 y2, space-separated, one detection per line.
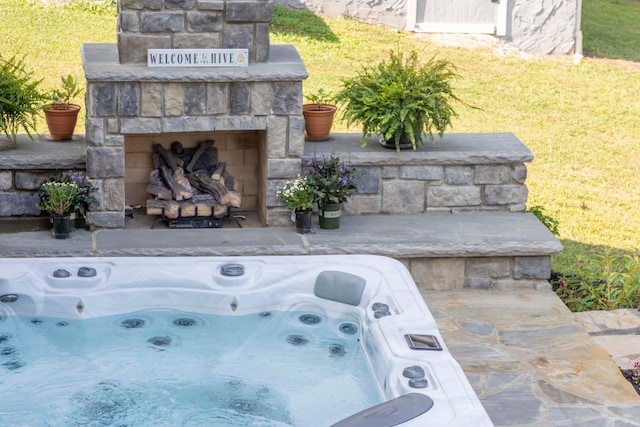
335 49 464 151
0 54 46 147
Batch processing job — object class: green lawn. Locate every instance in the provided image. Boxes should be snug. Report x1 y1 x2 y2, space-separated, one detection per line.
583 0 640 61
1 0 639 277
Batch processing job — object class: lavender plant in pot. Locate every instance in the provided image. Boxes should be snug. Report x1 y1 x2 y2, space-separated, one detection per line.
305 154 360 230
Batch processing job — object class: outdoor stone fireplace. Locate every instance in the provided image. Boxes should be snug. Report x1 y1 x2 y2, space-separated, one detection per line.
82 0 308 228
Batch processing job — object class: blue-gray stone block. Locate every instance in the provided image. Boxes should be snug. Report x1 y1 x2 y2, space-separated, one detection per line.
229 83 250 115
0 193 40 216
273 82 302 115
514 256 551 279
187 11 222 32
226 1 272 22
184 83 206 115
141 12 184 32
165 0 195 9
355 167 380 194
118 83 139 116
86 147 125 178
223 24 252 50
93 84 116 116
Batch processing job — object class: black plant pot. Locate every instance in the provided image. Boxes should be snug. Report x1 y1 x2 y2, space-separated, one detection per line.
294 209 312 234
379 134 414 151
51 213 71 239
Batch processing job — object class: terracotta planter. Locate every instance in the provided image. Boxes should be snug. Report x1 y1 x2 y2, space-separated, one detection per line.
43 104 81 141
302 104 336 141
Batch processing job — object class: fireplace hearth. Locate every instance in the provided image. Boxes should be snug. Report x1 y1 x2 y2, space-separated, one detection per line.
81 0 308 229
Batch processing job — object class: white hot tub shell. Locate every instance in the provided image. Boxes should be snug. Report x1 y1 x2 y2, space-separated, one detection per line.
0 255 493 427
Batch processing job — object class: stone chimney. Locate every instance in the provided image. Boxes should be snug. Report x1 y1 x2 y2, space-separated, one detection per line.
117 0 272 64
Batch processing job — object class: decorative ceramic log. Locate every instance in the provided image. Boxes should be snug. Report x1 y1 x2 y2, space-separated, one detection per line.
211 161 226 181
186 139 214 173
146 184 172 200
153 143 183 172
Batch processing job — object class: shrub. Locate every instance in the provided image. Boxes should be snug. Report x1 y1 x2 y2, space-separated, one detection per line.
555 250 640 312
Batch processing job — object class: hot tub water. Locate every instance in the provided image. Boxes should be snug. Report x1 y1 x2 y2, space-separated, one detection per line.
0 309 378 426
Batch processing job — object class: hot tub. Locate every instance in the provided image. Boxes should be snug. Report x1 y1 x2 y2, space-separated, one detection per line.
0 255 492 426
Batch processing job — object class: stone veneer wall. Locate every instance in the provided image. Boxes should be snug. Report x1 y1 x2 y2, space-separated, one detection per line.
0 137 86 217
117 0 272 64
289 133 531 218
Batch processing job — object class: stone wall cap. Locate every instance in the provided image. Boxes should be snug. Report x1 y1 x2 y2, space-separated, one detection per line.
0 135 86 170
303 133 534 165
0 212 562 258
82 44 308 82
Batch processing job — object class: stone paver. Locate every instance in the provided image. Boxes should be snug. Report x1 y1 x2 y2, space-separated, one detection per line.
424 290 640 426
574 309 640 370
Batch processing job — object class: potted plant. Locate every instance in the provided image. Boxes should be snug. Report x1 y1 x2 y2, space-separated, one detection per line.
0 54 46 148
43 74 82 141
37 181 79 239
39 171 97 234
334 49 464 151
305 154 360 230
302 88 337 141
39 171 98 230
276 174 315 233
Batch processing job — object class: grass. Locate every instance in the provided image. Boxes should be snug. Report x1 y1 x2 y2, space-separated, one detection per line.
582 0 640 61
1 0 640 286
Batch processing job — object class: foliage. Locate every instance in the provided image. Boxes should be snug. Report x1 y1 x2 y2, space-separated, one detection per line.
65 0 118 16
305 88 335 106
527 205 559 236
39 171 98 217
554 250 640 312
305 154 360 206
38 181 79 215
0 54 46 146
276 174 314 211
47 74 82 110
634 362 640 387
334 49 463 151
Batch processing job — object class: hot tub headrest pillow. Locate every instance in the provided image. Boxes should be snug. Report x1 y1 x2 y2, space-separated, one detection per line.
314 271 366 306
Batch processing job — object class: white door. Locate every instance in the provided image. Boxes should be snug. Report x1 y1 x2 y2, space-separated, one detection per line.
407 0 507 35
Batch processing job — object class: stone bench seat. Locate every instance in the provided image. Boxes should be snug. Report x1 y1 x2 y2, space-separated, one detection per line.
0 212 562 291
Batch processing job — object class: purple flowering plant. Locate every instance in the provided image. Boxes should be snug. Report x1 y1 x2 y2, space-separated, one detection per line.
305 154 360 206
38 170 98 217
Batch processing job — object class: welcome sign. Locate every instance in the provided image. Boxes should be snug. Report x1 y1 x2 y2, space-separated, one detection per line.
147 49 249 68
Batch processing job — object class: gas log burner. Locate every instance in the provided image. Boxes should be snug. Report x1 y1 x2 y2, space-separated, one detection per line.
146 139 245 228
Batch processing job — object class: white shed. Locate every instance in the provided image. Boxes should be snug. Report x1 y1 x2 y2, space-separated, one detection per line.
275 0 582 56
